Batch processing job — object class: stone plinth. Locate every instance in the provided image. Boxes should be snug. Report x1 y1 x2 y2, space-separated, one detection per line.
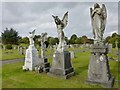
35 58 50 73
23 44 39 71
48 51 75 79
87 44 114 88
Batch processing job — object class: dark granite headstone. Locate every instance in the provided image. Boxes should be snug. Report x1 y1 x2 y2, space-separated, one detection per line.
87 44 114 88
35 58 50 73
48 51 75 79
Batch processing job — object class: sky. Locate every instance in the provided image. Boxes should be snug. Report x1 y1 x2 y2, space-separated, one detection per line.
1 2 118 39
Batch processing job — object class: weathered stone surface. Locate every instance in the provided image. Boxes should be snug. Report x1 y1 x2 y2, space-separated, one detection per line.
23 45 39 71
87 44 114 88
35 33 50 73
35 58 50 73
23 30 39 71
48 51 75 79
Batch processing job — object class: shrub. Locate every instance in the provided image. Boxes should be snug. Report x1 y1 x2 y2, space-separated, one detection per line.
6 44 12 49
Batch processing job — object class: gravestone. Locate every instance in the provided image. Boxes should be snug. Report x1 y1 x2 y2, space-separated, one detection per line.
108 44 112 53
0 45 2 50
13 46 17 50
87 3 114 88
70 51 75 59
19 47 23 55
35 33 50 73
48 12 75 79
23 47 26 55
18 46 20 51
115 41 118 49
3 46 6 50
23 30 39 71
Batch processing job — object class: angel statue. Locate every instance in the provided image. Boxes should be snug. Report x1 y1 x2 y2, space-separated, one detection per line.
29 29 35 45
52 11 68 51
90 3 107 44
40 32 47 58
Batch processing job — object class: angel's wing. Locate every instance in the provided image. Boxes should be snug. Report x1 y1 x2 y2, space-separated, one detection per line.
101 4 107 33
32 29 36 34
42 32 47 37
101 4 107 19
90 8 93 18
62 11 68 27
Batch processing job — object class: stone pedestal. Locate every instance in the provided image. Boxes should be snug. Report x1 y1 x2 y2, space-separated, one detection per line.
48 51 75 79
35 58 50 73
23 44 39 71
87 44 114 88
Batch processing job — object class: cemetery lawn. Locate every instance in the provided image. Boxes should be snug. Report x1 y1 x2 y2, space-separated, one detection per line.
1 48 54 61
2 50 119 88
1 50 24 60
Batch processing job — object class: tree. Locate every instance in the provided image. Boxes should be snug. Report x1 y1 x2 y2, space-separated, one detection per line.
65 37 69 44
54 37 59 44
33 35 41 44
88 39 94 44
104 36 111 44
69 34 77 44
48 37 58 45
2 28 20 45
75 38 81 44
18 37 29 44
111 33 117 38
81 36 88 44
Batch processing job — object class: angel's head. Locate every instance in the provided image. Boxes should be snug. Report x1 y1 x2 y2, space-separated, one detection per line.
94 3 100 9
52 15 61 25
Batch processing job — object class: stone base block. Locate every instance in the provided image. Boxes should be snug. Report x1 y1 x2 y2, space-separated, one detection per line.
48 51 75 79
47 68 75 79
35 58 50 73
87 44 115 88
86 76 114 88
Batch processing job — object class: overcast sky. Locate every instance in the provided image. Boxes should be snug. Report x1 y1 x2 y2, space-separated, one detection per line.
1 2 118 39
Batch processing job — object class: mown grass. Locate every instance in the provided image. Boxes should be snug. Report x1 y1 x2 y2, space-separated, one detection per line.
2 50 120 88
1 50 24 60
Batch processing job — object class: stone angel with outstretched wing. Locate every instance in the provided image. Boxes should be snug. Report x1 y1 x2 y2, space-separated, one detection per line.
52 11 68 30
52 11 68 51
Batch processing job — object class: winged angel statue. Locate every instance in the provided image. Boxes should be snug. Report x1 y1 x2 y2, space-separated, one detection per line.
90 3 107 44
52 11 68 51
29 29 35 45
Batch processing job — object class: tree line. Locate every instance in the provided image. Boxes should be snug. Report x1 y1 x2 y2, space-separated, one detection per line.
1 28 120 48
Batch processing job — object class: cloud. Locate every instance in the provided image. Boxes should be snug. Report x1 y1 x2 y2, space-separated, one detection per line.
1 2 118 39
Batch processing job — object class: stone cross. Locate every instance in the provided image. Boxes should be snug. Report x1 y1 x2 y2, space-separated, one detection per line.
40 32 47 59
